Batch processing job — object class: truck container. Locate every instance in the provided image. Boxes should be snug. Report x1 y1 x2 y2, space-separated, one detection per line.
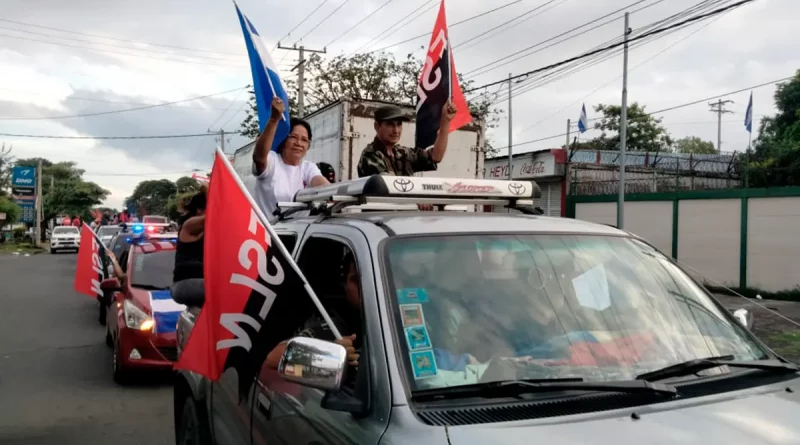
233 98 486 195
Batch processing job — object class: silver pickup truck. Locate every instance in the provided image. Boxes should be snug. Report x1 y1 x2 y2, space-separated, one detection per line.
173 177 800 445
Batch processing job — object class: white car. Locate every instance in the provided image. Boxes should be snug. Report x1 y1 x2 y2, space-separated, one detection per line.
96 225 121 247
50 226 80 253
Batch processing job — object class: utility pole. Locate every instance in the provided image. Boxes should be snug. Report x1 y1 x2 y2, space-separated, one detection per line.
565 119 571 149
507 73 513 180
618 12 631 230
35 159 42 246
277 43 326 117
209 129 238 154
708 99 734 153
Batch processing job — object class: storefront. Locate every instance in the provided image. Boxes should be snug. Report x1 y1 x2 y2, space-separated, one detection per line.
483 149 568 216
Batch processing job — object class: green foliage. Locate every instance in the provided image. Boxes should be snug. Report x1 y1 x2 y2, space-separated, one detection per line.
675 136 716 154
749 71 800 187
0 196 21 226
0 143 13 197
166 190 197 221
126 179 177 217
588 103 674 152
15 157 108 223
239 51 502 155
175 176 200 194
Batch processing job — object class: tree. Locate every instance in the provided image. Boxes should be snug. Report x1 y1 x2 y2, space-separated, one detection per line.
125 179 177 217
175 176 200 193
748 71 800 187
675 136 716 155
16 158 108 223
589 103 674 152
0 197 21 226
0 143 13 197
239 51 502 154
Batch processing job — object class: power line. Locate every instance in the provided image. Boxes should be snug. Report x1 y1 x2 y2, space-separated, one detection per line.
295 0 355 44
349 0 437 55
504 75 791 151
274 0 332 49
0 25 243 62
84 170 200 177
0 32 248 68
0 131 238 140
0 18 237 56
465 0 755 93
455 0 567 52
364 0 525 55
0 87 247 121
325 0 398 47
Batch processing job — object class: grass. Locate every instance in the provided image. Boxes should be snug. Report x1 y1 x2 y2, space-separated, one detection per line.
0 242 45 254
762 331 800 363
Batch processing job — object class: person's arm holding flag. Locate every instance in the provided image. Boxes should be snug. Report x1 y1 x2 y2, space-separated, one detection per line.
252 97 286 176
428 101 458 165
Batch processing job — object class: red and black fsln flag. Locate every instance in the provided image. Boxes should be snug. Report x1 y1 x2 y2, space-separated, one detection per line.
415 0 472 149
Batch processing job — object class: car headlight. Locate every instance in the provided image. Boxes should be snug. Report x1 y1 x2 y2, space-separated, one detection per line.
123 300 154 330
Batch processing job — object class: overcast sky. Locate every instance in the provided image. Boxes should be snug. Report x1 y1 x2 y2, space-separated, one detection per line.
0 0 795 209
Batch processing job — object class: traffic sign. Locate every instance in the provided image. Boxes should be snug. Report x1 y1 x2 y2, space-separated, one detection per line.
15 199 35 223
12 166 36 188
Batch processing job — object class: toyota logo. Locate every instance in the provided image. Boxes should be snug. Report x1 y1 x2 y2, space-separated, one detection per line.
393 178 414 192
508 182 526 196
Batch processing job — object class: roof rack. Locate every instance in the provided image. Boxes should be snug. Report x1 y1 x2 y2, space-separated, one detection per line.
281 175 541 218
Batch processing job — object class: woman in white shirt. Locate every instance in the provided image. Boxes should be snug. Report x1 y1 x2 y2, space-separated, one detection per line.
252 97 329 220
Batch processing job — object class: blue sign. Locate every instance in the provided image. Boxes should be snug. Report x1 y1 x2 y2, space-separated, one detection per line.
12 166 36 188
15 200 35 223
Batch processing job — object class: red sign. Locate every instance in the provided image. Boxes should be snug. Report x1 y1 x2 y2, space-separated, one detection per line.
73 225 105 298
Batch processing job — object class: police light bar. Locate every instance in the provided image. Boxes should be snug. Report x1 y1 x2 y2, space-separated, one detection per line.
293 175 541 203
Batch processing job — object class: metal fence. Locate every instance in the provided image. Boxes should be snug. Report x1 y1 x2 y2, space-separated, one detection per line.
568 149 746 196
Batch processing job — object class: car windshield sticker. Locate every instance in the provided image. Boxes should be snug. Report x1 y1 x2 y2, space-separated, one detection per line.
150 290 186 334
410 349 438 379
572 264 611 311
405 325 432 351
400 304 425 326
396 288 430 304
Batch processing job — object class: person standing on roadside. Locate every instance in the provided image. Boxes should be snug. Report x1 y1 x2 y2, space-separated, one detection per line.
357 101 457 177
252 97 329 221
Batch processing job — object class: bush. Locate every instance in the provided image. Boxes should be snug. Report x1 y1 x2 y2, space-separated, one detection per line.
12 227 28 243
0 197 21 226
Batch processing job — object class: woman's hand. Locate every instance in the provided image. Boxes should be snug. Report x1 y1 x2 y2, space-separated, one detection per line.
335 334 359 366
269 97 285 123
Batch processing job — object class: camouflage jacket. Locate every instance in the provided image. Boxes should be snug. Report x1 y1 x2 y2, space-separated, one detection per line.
357 137 438 177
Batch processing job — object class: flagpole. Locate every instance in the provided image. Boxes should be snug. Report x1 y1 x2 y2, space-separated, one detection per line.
213 147 342 340
745 132 752 188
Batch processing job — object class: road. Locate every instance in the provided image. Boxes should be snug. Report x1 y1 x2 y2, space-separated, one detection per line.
0 252 173 445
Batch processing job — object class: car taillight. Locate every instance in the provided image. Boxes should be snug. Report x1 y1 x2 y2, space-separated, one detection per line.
147 225 156 232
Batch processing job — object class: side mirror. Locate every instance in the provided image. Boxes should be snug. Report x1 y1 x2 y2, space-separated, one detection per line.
100 277 121 291
733 308 754 330
277 337 347 392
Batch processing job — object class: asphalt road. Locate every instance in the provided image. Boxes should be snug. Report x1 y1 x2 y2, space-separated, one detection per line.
0 252 173 445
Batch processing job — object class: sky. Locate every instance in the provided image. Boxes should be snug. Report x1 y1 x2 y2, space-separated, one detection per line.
0 0 796 209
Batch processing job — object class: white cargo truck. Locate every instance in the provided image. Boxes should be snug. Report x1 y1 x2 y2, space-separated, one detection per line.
232 98 486 194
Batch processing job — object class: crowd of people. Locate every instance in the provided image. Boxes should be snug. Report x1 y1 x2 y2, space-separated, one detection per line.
60 209 132 229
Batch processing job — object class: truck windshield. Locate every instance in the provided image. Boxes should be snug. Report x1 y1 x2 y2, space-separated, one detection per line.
383 234 768 392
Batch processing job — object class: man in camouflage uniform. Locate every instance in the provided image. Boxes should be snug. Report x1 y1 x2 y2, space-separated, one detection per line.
357 102 457 177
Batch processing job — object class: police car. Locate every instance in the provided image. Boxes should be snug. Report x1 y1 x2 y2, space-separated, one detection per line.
174 175 800 445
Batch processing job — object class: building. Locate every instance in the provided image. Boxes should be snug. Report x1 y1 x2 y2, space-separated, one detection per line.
484 149 568 216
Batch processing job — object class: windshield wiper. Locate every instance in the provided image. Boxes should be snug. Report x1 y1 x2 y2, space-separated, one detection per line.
131 284 170 291
412 378 677 401
636 355 798 382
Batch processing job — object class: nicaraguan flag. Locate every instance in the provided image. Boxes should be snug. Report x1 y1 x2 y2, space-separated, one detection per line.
744 91 753 133
150 290 186 334
235 3 290 151
578 103 588 133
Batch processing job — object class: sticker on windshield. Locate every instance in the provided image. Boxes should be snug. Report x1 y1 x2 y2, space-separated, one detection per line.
410 349 437 379
572 265 611 311
400 304 425 326
396 288 430 304
405 325 432 351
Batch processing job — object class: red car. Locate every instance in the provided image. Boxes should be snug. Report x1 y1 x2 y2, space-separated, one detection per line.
102 235 184 384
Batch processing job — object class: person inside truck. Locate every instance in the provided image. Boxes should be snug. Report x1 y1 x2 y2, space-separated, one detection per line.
356 101 457 177
252 97 330 221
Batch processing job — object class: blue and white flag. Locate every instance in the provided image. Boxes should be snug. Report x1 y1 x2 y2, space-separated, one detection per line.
150 290 186 334
235 3 290 151
578 103 589 133
744 91 753 133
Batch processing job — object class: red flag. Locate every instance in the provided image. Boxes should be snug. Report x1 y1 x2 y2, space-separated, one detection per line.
415 0 472 148
176 150 314 398
73 225 106 298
